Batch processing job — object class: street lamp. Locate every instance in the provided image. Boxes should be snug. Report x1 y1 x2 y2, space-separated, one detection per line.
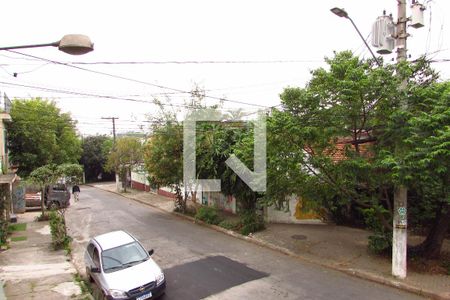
330 7 381 66
0 34 94 55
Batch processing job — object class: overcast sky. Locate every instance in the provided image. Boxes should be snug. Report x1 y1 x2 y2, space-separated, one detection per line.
1 0 449 136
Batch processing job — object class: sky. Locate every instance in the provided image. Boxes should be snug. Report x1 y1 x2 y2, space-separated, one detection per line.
0 0 449 136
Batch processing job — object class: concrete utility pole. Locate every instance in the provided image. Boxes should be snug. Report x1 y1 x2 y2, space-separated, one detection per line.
101 117 119 144
102 117 120 191
392 0 408 279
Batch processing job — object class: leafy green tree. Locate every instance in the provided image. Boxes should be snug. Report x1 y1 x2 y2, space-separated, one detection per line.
265 52 399 222
28 163 83 216
144 121 184 210
80 135 114 182
105 137 143 192
264 51 449 258
381 80 450 258
7 98 81 177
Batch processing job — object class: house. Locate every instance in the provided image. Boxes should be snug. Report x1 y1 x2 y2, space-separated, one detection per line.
0 92 20 225
130 166 175 199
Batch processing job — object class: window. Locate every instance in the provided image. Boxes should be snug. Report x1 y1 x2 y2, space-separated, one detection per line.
93 247 100 267
101 242 148 273
87 243 95 259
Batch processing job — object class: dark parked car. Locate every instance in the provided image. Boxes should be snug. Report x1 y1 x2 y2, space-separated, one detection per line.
44 184 71 209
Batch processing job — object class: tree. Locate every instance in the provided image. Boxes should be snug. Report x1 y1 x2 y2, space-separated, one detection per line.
265 51 399 222
7 98 81 177
265 51 449 258
28 163 83 216
80 135 114 182
105 137 143 192
144 121 184 210
388 81 450 258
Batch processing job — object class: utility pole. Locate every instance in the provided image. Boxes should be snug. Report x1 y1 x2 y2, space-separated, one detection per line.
102 117 119 144
102 117 120 191
392 0 408 279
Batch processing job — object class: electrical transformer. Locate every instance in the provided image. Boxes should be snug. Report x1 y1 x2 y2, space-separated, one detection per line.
410 2 425 28
371 15 395 54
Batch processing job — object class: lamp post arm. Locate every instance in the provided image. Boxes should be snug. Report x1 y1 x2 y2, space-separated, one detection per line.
347 16 381 67
0 41 59 51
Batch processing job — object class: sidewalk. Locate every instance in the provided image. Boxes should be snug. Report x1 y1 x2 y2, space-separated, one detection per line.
92 182 450 300
0 211 84 299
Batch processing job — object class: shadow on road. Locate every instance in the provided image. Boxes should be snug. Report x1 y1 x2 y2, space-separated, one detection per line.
162 255 269 300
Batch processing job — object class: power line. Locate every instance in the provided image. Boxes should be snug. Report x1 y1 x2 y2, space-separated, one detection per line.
0 80 202 109
67 59 322 65
7 50 270 108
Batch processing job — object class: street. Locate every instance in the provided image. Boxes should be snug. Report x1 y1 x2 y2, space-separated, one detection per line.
66 186 423 300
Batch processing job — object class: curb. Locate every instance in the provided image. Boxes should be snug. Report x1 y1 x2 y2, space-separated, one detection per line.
0 281 6 300
89 185 449 300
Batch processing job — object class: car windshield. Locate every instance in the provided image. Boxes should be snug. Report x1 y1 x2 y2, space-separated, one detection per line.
101 241 149 273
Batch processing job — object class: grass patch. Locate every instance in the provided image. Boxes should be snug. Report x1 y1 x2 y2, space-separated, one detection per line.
74 273 93 295
218 220 240 231
11 236 27 242
8 223 27 232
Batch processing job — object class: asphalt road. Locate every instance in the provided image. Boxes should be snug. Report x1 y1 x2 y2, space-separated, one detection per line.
65 186 423 300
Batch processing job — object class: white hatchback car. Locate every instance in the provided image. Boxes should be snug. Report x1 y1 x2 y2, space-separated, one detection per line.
85 230 166 300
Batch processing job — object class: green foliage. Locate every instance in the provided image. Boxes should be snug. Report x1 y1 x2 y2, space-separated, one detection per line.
28 164 61 188
58 163 83 185
106 137 143 192
0 219 8 245
363 208 392 254
74 273 93 295
367 235 392 255
195 206 222 225
48 210 71 252
239 210 265 236
218 220 239 231
8 223 26 232
28 163 82 215
0 182 10 245
263 52 450 257
81 135 114 182
144 122 183 188
8 98 81 177
11 236 27 242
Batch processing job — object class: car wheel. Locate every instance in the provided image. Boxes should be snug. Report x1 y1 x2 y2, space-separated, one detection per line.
85 267 94 283
91 282 107 300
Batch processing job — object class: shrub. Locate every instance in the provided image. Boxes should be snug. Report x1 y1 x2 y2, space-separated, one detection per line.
363 208 392 255
0 219 8 245
195 206 222 225
368 234 392 255
48 210 71 252
218 220 239 231
239 210 265 236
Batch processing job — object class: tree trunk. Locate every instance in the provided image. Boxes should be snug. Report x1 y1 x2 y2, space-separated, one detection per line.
121 169 127 193
414 202 450 259
40 187 46 217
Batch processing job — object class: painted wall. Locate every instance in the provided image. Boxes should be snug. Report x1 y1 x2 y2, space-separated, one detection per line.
12 184 25 213
265 195 323 224
204 192 237 214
